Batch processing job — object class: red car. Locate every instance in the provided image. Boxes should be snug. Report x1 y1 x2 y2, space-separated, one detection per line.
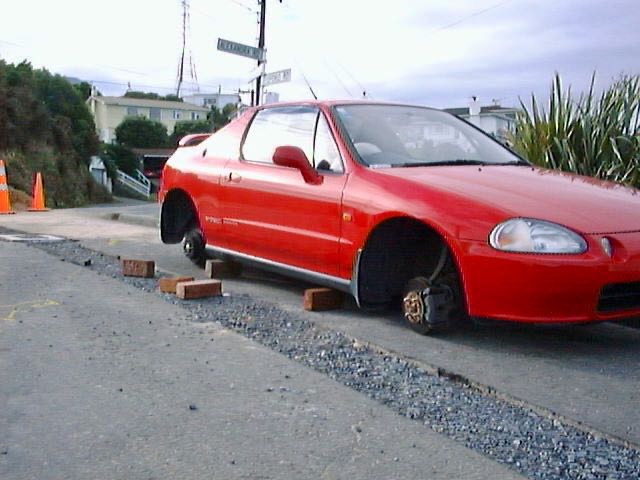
159 101 640 333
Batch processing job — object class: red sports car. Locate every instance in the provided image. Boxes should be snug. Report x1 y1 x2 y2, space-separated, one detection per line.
158 101 640 333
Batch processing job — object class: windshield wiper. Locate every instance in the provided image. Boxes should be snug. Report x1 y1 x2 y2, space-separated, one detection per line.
392 159 530 168
392 159 487 167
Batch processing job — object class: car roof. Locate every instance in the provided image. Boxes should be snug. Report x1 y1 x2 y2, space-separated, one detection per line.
249 99 442 111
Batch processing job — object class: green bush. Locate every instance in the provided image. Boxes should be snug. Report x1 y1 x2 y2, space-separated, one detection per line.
510 73 640 187
169 120 212 146
0 59 110 207
3 150 111 208
100 143 138 176
115 117 169 148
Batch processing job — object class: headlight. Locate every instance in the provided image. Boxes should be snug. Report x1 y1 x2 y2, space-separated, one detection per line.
489 218 587 254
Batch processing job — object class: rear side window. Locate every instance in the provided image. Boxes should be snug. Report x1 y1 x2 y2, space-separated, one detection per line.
242 106 318 164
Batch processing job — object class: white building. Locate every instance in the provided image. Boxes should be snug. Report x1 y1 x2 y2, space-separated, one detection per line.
88 156 112 193
182 92 241 110
262 91 280 105
444 98 518 142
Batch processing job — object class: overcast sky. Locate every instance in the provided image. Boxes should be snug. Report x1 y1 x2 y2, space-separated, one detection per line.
1 0 638 108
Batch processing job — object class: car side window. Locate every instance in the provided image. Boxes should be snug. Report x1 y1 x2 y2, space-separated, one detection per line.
242 106 318 164
314 113 344 173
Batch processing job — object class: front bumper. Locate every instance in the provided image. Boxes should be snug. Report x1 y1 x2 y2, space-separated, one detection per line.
458 232 640 324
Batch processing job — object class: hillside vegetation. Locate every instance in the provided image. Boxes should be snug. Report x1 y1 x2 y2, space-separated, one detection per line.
0 60 111 208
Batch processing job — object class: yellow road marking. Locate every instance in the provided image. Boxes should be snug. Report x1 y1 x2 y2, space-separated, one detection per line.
0 299 60 322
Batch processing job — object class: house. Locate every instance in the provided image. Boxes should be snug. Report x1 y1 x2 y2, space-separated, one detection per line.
184 91 280 109
182 92 240 110
87 96 209 143
443 98 518 142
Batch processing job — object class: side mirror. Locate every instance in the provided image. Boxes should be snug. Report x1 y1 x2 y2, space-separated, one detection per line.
273 146 323 185
178 133 211 147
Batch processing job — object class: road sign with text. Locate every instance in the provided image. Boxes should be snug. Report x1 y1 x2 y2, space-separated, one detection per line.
217 38 265 61
263 68 292 87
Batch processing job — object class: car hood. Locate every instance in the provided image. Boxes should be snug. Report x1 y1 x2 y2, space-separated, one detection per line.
376 165 640 234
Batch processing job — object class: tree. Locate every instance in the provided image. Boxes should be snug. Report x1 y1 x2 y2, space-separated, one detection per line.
208 104 238 131
163 94 182 102
33 70 100 163
124 91 183 102
73 81 95 101
0 60 109 206
169 120 212 146
115 117 169 148
101 143 138 176
222 103 238 120
124 91 160 100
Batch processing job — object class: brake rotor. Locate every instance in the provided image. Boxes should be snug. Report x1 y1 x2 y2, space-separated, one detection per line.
403 290 426 325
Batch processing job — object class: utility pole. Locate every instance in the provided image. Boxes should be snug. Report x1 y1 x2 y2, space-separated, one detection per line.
176 0 187 97
176 0 199 98
254 0 267 106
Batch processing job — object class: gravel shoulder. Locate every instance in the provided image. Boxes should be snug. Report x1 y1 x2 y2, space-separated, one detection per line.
1 230 639 479
0 241 522 480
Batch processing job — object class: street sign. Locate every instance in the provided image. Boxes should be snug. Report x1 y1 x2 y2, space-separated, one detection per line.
217 38 265 62
263 68 292 87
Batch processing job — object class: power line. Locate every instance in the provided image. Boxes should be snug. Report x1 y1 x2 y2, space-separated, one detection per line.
275 1 370 98
427 0 515 35
334 60 371 99
89 78 242 94
276 0 518 100
224 0 256 13
323 60 354 98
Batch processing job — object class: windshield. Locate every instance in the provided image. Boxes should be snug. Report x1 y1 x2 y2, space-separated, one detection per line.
333 104 525 168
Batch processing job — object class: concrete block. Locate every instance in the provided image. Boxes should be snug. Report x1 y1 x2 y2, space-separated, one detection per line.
121 259 155 278
205 259 243 279
303 288 344 311
158 276 194 294
176 279 222 300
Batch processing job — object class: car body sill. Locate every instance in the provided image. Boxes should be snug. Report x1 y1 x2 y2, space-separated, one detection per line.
205 245 352 294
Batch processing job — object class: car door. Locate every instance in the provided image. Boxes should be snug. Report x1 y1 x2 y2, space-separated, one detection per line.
187 118 250 249
220 105 348 278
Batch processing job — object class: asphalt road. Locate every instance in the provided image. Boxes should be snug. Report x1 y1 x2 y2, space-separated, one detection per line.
0 241 521 479
1 201 640 449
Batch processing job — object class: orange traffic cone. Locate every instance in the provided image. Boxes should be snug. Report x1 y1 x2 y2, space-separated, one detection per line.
28 172 49 212
0 159 16 215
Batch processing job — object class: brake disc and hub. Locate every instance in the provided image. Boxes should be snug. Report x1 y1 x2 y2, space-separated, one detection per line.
402 277 453 334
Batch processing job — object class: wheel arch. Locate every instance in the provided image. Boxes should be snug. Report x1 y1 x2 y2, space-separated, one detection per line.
160 188 201 244
354 214 469 312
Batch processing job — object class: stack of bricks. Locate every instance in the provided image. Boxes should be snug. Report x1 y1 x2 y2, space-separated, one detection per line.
175 279 222 299
121 258 223 300
158 276 194 293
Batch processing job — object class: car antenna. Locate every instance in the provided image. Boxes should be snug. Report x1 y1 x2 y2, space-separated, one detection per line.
301 71 318 100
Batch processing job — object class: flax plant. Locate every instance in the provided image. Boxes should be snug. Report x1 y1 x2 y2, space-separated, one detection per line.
510 73 640 188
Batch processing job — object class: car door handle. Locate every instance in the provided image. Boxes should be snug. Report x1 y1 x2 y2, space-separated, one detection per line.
227 172 242 183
